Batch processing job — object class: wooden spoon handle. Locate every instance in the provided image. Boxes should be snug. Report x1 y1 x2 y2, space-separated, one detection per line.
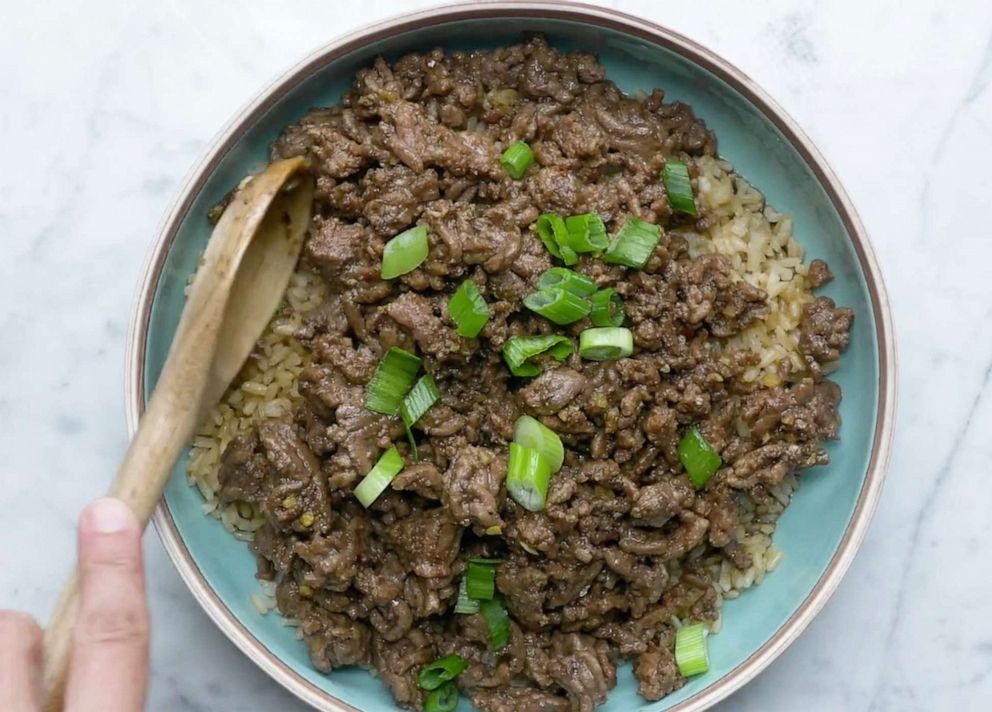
42 353 205 711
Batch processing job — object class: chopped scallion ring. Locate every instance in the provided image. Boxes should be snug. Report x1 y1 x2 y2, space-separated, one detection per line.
663 159 698 217
603 215 662 269
535 213 578 265
502 334 573 377
455 577 480 614
513 415 564 472
578 327 633 361
506 442 552 512
381 225 429 279
675 623 710 677
589 288 625 327
365 347 421 415
465 561 496 601
448 279 490 338
353 447 404 508
536 267 598 297
523 288 591 325
564 213 609 253
500 140 534 180
424 681 460 712
480 597 511 651
678 427 722 489
536 214 566 260
418 654 468 691
401 374 440 461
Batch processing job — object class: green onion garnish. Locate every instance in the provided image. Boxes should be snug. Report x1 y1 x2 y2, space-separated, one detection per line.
513 415 564 472
506 442 552 512
523 289 591 325
589 288 625 327
578 327 633 361
675 623 710 677
603 215 662 269
502 334 573 377
455 577 480 614
564 213 609 253
678 427 722 489
401 374 440 461
465 561 496 601
353 447 404 508
468 557 504 565
447 279 490 338
535 214 578 265
663 159 698 217
365 347 421 415
500 140 534 180
419 654 468 691
479 597 511 651
536 267 598 297
424 681 459 712
381 225 429 279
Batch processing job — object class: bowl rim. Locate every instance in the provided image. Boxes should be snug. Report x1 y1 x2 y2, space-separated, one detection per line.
125 2 896 710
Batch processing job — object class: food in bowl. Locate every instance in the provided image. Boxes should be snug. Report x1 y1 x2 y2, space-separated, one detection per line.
186 37 853 712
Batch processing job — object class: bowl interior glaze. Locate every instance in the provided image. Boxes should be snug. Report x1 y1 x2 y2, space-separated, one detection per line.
137 9 888 712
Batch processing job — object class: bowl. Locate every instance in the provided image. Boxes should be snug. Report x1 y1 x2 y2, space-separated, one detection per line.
126 3 895 710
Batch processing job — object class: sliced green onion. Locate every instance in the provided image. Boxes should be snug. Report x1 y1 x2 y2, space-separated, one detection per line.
480 597 511 651
678 427 722 489
536 214 565 260
506 443 552 512
578 327 633 361
502 334 573 377
455 577 480 614
365 347 421 415
353 447 404 507
424 681 459 712
468 557 504 565
401 374 440 461
466 561 496 601
603 216 662 269
663 159 698 217
447 279 490 338
381 225 429 279
501 140 534 180
419 654 468 691
564 213 609 253
523 289 591 325
589 288 625 327
535 214 578 265
513 415 564 473
536 267 597 297
675 623 710 677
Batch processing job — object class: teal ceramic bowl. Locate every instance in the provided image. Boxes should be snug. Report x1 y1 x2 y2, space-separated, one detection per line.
126 3 895 710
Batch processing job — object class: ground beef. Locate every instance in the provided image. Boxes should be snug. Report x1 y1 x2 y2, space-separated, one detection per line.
214 37 853 711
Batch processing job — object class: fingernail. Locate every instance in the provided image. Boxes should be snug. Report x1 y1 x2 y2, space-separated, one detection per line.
86 498 135 534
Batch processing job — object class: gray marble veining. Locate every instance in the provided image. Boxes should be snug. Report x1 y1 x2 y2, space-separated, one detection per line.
1 1 990 710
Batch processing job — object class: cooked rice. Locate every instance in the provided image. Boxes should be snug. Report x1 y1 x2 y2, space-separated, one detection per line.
186 156 805 628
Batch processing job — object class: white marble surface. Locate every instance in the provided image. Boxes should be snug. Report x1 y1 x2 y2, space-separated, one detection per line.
1 0 990 710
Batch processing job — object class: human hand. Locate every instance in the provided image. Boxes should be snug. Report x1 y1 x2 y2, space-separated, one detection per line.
0 498 149 712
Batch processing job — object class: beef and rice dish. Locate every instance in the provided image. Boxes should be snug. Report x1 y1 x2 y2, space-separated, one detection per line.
187 38 854 712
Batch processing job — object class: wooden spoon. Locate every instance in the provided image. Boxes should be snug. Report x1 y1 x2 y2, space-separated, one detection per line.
41 157 315 711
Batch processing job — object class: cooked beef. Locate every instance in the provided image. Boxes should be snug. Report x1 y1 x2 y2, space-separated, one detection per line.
800 296 855 364
806 258 834 288
471 687 570 712
214 37 852 712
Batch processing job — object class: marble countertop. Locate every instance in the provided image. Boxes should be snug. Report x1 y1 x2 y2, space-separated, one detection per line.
1 1 990 710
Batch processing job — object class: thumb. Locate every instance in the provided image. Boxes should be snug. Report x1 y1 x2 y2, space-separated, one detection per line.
65 498 149 712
